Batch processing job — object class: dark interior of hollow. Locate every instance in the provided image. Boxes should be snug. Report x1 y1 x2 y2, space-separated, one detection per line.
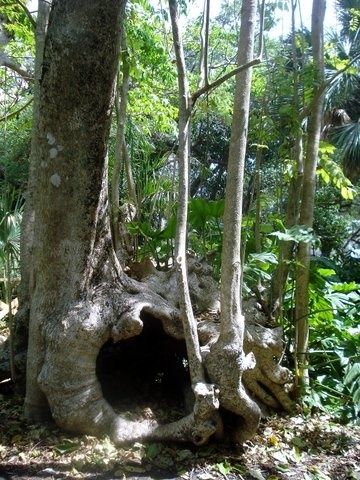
96 313 191 418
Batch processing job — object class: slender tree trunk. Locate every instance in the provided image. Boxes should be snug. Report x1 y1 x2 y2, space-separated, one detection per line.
169 0 202 385
295 0 326 387
169 0 219 445
254 147 263 255
204 0 262 443
220 0 256 358
270 0 304 318
197 0 210 89
111 28 137 261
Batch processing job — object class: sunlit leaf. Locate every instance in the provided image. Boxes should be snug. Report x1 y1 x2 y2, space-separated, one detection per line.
54 441 81 455
268 434 280 446
216 460 232 475
270 225 319 244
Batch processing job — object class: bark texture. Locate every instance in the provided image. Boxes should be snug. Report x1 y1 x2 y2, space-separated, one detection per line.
13 0 51 390
24 0 126 422
169 0 219 445
129 257 220 313
17 0 218 445
203 0 262 443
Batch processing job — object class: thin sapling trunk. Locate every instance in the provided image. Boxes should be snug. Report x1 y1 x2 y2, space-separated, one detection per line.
204 0 262 443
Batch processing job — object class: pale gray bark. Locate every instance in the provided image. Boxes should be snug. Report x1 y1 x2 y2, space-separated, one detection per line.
129 259 295 415
3 257 296 416
169 0 219 445
294 0 326 386
204 0 262 443
199 299 295 414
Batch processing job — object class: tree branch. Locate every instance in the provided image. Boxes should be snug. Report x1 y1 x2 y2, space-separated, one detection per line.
191 0 265 105
0 97 33 122
0 52 33 82
192 57 261 104
13 0 37 31
197 0 210 89
258 0 266 59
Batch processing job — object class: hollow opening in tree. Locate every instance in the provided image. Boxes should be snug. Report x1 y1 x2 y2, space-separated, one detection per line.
96 313 192 422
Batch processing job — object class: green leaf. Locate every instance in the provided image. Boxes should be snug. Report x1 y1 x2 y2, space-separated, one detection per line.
341 185 355 200
344 361 360 385
158 216 176 240
332 281 359 294
317 168 330 184
317 268 336 277
325 291 357 311
216 460 232 475
146 442 159 460
54 441 80 455
270 225 319 244
291 436 306 448
248 252 278 265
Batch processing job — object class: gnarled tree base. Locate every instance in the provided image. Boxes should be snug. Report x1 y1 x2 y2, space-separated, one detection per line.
8 262 295 446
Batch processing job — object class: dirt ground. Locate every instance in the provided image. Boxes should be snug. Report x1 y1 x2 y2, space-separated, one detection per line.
0 384 359 480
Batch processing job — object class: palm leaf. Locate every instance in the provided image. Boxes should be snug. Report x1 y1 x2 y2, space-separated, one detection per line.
332 121 360 180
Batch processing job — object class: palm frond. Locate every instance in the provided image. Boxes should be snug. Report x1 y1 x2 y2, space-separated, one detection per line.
332 121 360 180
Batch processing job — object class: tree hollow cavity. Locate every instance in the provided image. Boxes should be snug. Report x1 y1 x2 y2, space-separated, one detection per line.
96 313 192 423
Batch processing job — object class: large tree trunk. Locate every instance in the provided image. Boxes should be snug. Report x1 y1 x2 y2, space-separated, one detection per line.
24 0 126 422
16 0 225 446
22 0 196 444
